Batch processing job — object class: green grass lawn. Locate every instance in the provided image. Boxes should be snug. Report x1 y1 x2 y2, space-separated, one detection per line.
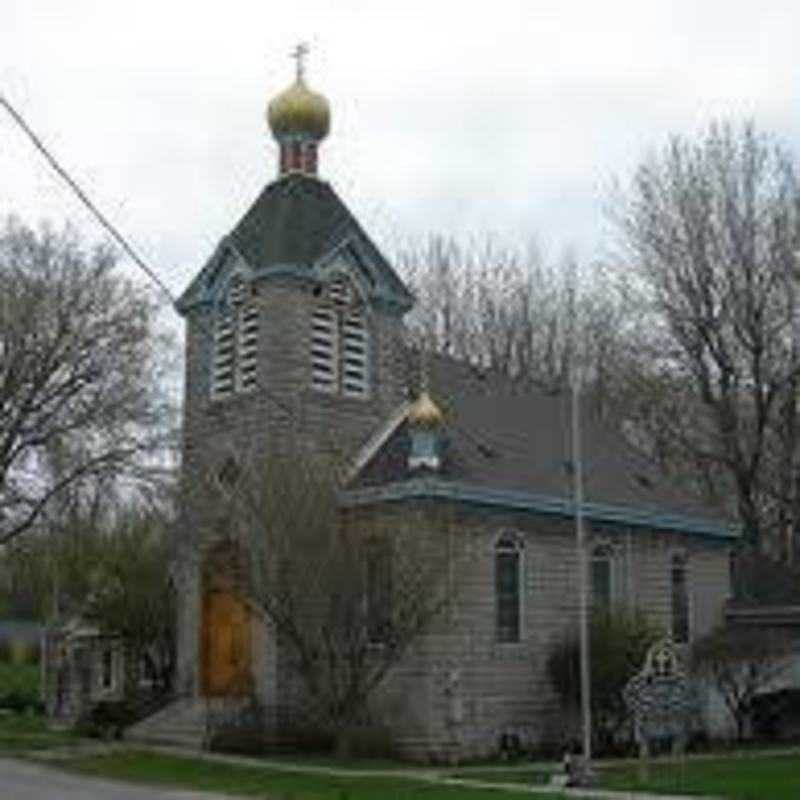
237 753 431 772
448 753 800 799
447 768 552 785
597 753 800 799
20 729 800 799
0 712 79 752
65 751 568 799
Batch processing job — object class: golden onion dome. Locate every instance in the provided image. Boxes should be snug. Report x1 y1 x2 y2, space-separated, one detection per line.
267 78 331 141
407 391 444 429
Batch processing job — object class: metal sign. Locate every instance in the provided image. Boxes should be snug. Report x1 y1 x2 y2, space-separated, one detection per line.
624 637 698 746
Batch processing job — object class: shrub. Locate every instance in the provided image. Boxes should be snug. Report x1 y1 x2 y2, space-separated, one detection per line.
76 701 133 740
546 610 661 753
334 726 393 760
691 624 792 741
0 662 40 712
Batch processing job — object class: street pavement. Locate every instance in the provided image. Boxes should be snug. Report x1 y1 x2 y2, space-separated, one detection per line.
0 758 234 800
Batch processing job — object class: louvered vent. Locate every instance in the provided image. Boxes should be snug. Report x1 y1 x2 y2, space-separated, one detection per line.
342 311 368 397
228 276 246 307
211 312 236 399
210 273 260 401
236 305 259 392
329 279 352 307
311 306 339 393
310 277 370 398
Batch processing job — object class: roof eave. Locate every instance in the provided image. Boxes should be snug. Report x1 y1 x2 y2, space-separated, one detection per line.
176 261 413 316
338 478 739 541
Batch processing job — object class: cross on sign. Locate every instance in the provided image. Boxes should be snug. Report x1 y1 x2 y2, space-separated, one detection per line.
653 646 673 677
292 42 309 81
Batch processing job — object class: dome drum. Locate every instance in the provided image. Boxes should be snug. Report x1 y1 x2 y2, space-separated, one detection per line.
279 139 319 175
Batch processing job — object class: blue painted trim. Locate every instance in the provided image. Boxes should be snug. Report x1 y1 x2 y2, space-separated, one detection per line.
338 478 738 540
176 261 412 316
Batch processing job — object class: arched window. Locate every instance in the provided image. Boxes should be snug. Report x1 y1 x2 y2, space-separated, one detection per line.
670 552 690 644
310 277 369 397
495 533 523 644
365 539 392 644
211 274 259 399
591 543 614 611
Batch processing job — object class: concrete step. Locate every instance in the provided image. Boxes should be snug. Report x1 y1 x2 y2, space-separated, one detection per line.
126 697 207 751
127 725 205 746
134 725 204 737
127 695 271 752
128 731 205 749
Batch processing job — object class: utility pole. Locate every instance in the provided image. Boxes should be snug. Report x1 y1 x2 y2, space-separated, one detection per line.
571 347 592 773
566 252 591 773
789 250 800 565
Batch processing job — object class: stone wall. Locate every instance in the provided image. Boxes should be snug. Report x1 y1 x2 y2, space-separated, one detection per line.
361 505 732 760
177 272 408 733
181 277 407 477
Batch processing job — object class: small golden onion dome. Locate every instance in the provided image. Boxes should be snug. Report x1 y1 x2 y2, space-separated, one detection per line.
267 78 330 141
407 391 444 429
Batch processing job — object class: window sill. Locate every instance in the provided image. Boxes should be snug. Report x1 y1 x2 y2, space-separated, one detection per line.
492 641 528 661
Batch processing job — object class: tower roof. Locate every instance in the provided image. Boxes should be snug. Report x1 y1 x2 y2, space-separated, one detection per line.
231 173 352 268
176 173 414 314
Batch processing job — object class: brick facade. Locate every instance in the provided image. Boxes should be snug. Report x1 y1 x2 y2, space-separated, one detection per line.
360 506 731 759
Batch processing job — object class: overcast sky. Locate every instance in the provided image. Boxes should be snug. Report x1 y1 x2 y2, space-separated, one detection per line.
2 0 799 301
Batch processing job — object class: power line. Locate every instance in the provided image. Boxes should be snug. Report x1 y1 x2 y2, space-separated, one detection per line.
0 94 174 304
0 91 298 423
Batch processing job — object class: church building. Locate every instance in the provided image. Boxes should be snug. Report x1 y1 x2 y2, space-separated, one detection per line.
134 55 737 759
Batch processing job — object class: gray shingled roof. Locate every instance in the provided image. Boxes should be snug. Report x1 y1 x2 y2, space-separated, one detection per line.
229 173 358 269
177 173 412 313
352 389 731 532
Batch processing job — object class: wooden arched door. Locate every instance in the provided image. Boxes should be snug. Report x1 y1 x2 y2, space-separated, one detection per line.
200 589 252 696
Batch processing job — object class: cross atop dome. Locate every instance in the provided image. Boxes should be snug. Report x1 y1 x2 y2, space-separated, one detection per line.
291 42 309 83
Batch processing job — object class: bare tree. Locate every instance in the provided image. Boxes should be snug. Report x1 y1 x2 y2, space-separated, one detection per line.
203 449 461 734
610 121 800 553
396 235 626 404
2 503 109 622
691 624 792 741
0 216 176 544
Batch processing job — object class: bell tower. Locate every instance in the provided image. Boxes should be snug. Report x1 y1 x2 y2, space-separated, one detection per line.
176 47 414 463
174 46 414 704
